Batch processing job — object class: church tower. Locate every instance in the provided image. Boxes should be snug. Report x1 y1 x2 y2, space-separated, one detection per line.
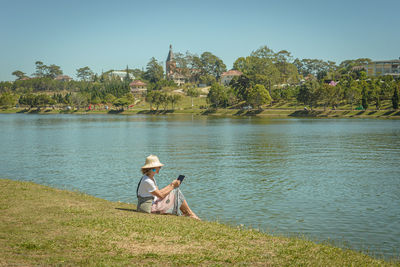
166 44 176 79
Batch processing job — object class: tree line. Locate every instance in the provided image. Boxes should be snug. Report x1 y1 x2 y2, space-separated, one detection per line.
205 47 399 110
205 73 400 111
1 46 400 110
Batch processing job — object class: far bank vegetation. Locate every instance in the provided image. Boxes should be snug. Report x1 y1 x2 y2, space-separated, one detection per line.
1 46 400 113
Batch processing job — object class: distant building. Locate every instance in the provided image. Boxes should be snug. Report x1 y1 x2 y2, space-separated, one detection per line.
54 75 72 82
166 45 176 79
109 70 135 81
364 59 400 77
165 45 199 86
166 45 185 85
351 65 365 72
129 80 147 94
304 74 317 81
220 70 242 85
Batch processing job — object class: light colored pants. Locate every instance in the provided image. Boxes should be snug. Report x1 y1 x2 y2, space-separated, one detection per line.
137 188 185 215
137 196 153 213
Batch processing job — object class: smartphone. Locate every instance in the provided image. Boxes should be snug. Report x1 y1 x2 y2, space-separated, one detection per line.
177 175 185 183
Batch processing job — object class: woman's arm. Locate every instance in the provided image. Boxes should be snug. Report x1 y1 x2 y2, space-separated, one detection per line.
151 180 180 199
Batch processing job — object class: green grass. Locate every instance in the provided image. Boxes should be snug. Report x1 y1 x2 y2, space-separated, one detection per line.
0 178 398 266
1 96 400 119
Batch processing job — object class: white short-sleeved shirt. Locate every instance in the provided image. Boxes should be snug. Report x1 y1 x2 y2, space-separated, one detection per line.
137 175 158 198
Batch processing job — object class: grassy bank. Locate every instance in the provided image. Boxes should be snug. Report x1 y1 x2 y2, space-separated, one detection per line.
0 179 398 266
2 94 400 119
2 106 400 119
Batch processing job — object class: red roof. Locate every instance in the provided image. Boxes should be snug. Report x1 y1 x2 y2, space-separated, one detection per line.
221 70 242 76
54 75 72 81
129 80 146 86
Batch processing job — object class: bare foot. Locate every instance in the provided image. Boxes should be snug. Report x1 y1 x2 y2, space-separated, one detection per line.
190 214 201 220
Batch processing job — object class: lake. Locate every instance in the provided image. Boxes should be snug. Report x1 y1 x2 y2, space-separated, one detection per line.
0 113 399 259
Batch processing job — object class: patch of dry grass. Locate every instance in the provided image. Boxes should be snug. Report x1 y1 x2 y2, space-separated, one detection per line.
0 179 398 266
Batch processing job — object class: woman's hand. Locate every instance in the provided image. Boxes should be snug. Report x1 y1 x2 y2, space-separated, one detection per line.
152 180 180 199
171 179 181 188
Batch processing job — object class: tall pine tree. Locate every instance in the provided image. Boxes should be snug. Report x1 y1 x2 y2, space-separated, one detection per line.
361 87 368 110
125 65 132 83
392 86 399 110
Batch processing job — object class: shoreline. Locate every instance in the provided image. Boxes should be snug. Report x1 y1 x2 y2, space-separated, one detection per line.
1 107 400 119
1 178 398 266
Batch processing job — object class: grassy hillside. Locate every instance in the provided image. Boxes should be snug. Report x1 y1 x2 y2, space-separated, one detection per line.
0 179 398 266
2 95 400 119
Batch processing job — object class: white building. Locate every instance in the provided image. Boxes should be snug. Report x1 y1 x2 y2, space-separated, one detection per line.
220 70 243 85
364 59 400 77
109 70 135 81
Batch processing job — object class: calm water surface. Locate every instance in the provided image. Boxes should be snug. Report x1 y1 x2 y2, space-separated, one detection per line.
0 114 399 259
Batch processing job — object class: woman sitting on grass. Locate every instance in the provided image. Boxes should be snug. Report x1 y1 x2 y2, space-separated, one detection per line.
136 155 200 220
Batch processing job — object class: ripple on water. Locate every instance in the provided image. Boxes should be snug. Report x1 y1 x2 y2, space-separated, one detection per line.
0 114 399 259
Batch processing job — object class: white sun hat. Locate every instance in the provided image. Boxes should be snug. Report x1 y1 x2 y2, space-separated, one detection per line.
141 155 165 169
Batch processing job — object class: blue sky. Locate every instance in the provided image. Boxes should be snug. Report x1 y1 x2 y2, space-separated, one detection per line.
1 0 399 81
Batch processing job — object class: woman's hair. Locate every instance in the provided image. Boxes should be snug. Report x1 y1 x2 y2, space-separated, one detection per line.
141 168 153 175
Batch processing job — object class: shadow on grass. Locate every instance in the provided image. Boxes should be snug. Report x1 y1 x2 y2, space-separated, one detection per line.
355 111 365 115
136 110 175 115
16 108 56 114
17 109 30 113
108 109 125 114
276 102 285 107
16 108 41 114
383 110 396 116
115 207 138 212
233 109 263 116
201 109 217 115
234 110 245 115
289 110 322 117
27 109 41 114
247 109 263 115
368 111 377 115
